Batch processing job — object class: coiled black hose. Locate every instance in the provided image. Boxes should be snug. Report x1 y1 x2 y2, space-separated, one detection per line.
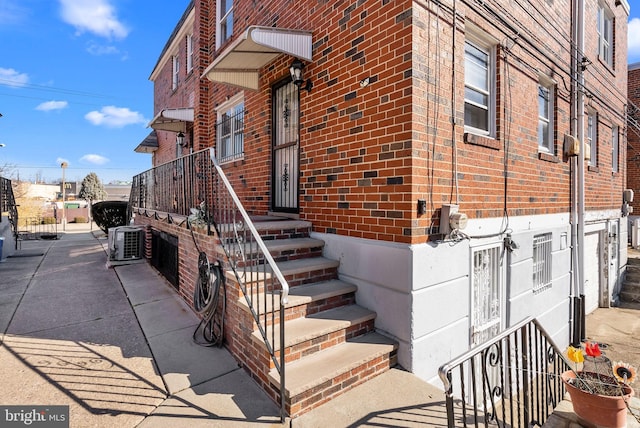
192 251 226 347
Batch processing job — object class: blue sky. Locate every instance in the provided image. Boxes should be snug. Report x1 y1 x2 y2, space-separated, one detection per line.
0 0 639 185
0 0 190 184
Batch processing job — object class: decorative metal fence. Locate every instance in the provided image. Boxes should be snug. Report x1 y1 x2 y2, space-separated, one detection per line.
129 148 290 421
1 176 19 247
438 317 572 428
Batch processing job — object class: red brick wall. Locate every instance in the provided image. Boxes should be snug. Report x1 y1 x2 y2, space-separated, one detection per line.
150 6 201 167
151 0 627 246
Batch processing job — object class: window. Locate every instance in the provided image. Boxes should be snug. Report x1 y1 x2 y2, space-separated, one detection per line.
217 0 234 48
533 233 552 293
612 125 619 173
172 54 179 90
186 34 194 73
464 37 495 136
538 83 554 152
216 94 244 163
587 113 597 166
597 5 613 67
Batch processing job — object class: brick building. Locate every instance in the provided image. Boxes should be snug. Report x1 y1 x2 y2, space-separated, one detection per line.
131 0 631 418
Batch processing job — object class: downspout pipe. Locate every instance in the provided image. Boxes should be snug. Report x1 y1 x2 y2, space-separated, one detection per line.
576 0 586 345
570 0 586 346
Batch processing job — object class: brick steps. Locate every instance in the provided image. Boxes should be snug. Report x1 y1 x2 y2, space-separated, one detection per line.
238 279 358 317
224 257 341 288
224 218 397 418
251 304 376 355
267 332 397 416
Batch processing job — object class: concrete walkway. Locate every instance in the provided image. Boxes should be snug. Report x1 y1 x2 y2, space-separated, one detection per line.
1 224 639 427
0 226 448 427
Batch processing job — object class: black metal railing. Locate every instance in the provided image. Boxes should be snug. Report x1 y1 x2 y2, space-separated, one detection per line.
1 176 19 248
17 217 58 240
438 317 572 428
130 148 289 421
130 150 215 217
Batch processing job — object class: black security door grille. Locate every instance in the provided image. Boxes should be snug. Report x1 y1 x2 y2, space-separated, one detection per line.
271 80 300 213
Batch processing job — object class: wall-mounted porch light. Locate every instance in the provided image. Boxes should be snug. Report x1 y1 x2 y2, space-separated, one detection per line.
176 131 185 147
289 59 312 93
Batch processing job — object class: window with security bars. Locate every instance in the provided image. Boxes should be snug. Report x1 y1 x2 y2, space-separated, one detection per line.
533 233 552 293
216 100 244 163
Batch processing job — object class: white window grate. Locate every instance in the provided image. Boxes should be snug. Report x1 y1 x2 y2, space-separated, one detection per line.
471 245 501 345
533 233 552 293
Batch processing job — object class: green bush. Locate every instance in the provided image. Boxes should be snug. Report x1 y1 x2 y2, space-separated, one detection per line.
91 201 130 233
74 216 88 223
42 217 56 224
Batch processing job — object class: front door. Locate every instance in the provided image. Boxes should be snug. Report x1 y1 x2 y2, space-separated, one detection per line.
271 80 300 213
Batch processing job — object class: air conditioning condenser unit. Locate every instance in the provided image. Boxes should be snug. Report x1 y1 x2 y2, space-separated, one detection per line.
108 226 144 265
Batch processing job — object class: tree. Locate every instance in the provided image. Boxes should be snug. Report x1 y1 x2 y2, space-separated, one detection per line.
79 172 107 203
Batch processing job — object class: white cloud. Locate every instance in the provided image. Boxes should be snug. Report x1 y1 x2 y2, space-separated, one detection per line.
0 67 28 88
86 42 120 56
59 0 129 39
630 18 640 62
84 106 146 128
80 154 109 165
36 100 68 111
0 1 28 25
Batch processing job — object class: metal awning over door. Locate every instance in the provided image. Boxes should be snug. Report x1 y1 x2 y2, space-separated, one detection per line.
202 26 312 90
148 108 194 132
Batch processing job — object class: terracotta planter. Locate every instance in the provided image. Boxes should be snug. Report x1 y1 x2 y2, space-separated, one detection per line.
561 370 634 428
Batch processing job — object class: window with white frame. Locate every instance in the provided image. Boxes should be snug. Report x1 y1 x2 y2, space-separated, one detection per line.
464 36 495 136
587 112 597 166
217 0 234 48
172 54 179 90
186 34 193 73
533 233 552 293
597 4 613 67
538 82 554 152
612 125 619 173
216 94 244 163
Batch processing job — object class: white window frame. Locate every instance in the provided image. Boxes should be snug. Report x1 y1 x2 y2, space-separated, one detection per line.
537 79 555 152
533 233 552 293
612 125 619 173
172 54 179 91
186 34 194 74
597 4 613 67
216 93 244 163
216 0 234 49
587 112 598 166
464 32 496 137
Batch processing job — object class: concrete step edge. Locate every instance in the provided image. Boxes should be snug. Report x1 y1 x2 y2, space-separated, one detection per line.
268 332 397 397
263 237 325 252
251 304 376 351
236 279 358 314
222 257 339 283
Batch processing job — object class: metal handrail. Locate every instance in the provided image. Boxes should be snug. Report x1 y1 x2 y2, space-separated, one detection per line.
209 148 290 303
438 317 571 428
130 149 290 420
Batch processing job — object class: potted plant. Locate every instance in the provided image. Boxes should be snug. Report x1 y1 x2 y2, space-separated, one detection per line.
562 341 638 428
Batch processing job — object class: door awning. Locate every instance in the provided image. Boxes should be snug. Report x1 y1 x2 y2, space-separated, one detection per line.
134 130 158 154
148 108 194 132
202 26 312 90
